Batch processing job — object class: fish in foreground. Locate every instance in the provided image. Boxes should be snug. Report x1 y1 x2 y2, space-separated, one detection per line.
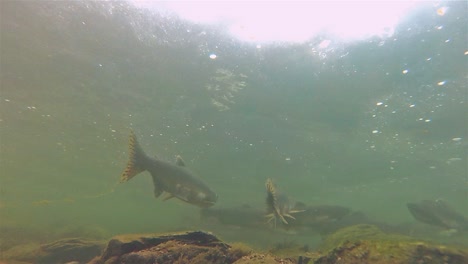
120 131 218 208
407 199 468 232
265 178 304 227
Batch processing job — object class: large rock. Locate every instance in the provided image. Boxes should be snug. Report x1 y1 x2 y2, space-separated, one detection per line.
314 224 468 264
90 231 250 264
3 227 467 264
1 238 104 264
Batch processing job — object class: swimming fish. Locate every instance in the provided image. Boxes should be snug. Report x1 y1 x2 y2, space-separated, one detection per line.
200 204 266 229
120 130 218 208
265 178 304 227
407 199 468 231
286 203 351 233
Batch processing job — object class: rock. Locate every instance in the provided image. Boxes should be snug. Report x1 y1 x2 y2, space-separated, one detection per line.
1 242 41 263
314 224 468 264
36 238 104 264
3 228 467 264
90 231 250 264
233 253 295 264
1 238 104 264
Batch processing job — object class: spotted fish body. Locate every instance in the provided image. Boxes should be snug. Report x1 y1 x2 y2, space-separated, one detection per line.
120 131 217 208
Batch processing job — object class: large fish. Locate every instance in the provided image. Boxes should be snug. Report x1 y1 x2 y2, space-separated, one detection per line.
120 131 217 208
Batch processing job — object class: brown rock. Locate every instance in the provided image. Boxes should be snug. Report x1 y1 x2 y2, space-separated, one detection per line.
92 231 249 264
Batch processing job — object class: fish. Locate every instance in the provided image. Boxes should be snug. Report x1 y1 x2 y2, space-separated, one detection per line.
407 200 468 231
285 203 351 234
120 130 217 208
200 202 353 235
200 204 266 229
291 203 351 226
265 178 304 227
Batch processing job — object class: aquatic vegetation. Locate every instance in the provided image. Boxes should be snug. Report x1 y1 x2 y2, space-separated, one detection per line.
315 224 468 264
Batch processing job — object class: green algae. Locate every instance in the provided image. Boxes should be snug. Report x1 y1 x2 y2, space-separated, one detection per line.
315 224 468 264
320 224 413 251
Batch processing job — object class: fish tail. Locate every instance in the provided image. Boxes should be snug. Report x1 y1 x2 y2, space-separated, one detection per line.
120 130 148 183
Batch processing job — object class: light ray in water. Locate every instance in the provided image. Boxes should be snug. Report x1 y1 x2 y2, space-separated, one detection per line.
130 1 426 43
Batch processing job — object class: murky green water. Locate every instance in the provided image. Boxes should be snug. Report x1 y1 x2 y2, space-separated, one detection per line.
1 1 467 251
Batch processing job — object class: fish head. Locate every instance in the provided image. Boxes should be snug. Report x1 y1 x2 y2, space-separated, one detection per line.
192 189 218 208
176 185 218 208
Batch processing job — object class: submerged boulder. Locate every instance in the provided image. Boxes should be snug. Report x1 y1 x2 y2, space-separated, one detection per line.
3 227 467 264
314 224 468 264
90 230 250 264
37 238 104 264
1 238 104 264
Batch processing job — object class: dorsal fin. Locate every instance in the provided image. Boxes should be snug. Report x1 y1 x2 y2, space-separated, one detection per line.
175 155 185 166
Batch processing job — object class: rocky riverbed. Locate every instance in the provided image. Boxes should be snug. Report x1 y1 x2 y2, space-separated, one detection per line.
1 225 467 264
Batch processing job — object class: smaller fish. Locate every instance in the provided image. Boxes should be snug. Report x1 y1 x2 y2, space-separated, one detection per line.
200 204 266 229
286 203 351 233
120 130 217 208
407 200 468 232
265 178 304 227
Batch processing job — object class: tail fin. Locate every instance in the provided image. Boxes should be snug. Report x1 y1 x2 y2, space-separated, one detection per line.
120 130 149 183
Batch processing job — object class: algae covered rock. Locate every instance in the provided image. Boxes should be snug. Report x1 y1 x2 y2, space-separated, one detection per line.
1 242 42 263
233 253 295 264
37 238 104 264
1 238 104 264
3 227 467 264
90 230 250 264
315 224 468 264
